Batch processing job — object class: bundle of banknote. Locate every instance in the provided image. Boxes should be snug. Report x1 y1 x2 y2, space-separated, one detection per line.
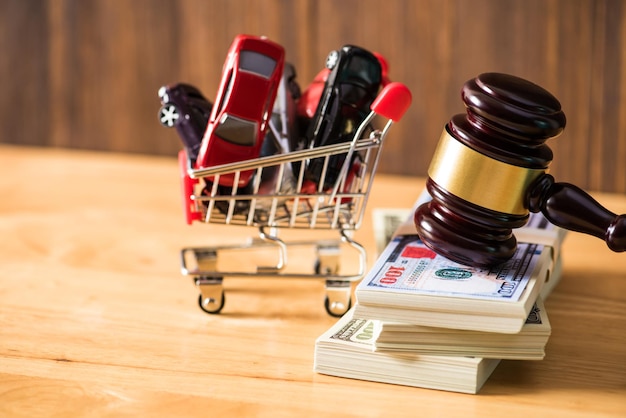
357 190 565 334
374 297 551 360
314 308 501 394
314 190 566 393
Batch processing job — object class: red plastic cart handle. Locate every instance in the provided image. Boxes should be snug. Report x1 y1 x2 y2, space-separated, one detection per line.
370 82 412 122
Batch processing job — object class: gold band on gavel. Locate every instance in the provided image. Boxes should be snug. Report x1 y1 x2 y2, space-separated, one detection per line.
428 128 546 215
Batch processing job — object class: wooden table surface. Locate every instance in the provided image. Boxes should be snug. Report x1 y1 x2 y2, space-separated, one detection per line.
1 145 625 417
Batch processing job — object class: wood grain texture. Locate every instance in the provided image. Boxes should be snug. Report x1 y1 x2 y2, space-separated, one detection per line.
1 0 626 193
0 145 625 416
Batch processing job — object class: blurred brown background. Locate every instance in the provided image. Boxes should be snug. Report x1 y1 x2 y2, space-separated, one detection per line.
2 0 625 193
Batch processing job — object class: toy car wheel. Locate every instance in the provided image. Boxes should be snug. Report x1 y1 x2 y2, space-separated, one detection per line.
197 292 225 314
324 295 352 318
325 50 339 70
159 104 181 127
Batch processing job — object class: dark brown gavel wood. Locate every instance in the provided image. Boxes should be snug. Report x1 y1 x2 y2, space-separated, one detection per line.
528 174 626 252
415 72 626 267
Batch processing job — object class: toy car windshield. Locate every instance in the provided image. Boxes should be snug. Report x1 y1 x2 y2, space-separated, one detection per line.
239 50 278 79
213 114 259 146
335 54 382 114
338 53 381 85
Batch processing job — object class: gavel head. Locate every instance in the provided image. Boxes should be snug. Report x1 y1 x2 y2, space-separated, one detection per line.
414 73 566 267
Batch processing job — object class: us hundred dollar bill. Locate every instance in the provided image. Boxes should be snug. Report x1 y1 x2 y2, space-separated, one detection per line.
359 234 543 302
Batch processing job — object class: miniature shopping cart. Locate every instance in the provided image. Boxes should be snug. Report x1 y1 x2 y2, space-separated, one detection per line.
178 83 411 316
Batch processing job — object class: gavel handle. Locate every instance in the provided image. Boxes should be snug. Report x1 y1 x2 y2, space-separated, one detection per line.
528 174 626 252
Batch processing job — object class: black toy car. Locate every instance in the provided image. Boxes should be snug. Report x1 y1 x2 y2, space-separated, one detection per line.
302 45 383 191
158 83 213 163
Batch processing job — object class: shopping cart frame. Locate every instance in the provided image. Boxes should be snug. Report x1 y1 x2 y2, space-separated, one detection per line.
178 82 412 316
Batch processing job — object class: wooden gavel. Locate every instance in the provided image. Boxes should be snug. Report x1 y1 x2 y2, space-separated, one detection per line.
414 72 626 267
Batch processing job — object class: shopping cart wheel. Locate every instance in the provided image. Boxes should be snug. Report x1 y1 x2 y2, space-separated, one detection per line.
324 280 352 317
198 292 225 314
195 276 225 314
324 295 352 318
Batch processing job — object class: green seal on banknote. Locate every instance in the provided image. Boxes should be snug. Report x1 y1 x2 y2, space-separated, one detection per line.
434 268 472 280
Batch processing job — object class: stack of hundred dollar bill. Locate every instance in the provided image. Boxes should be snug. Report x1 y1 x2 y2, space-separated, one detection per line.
314 191 566 394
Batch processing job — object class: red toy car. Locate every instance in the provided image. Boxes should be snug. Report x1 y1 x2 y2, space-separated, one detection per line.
296 68 330 121
195 35 285 188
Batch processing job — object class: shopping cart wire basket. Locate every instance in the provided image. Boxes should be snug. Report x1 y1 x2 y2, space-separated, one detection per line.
178 82 412 316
